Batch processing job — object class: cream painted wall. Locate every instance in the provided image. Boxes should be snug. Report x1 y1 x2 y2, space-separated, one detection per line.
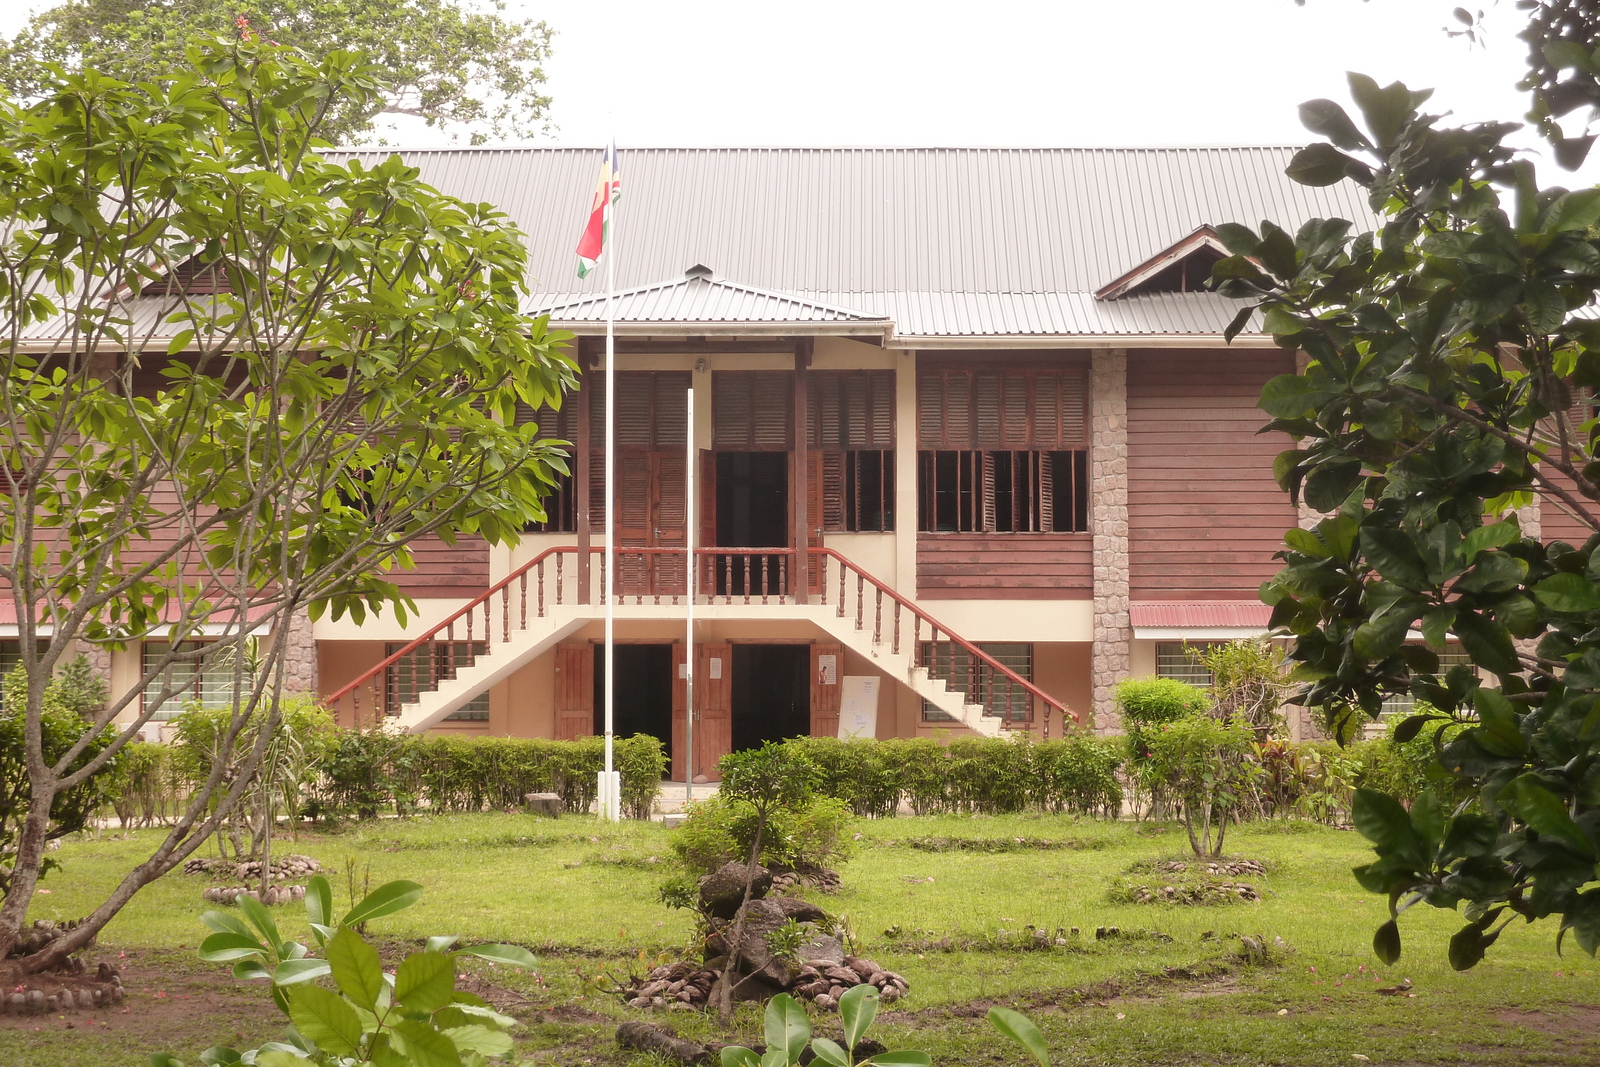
312 599 476 642
822 533 896 587
1129 639 1158 680
917 600 1093 643
1034 641 1093 729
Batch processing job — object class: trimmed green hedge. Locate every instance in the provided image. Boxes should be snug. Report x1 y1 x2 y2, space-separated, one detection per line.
778 735 1124 817
316 732 667 819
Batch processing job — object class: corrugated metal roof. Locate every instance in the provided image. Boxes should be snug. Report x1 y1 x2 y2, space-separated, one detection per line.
536 265 889 326
1129 601 1274 628
337 145 1374 337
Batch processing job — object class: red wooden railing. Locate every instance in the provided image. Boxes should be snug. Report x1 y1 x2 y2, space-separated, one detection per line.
324 545 1073 737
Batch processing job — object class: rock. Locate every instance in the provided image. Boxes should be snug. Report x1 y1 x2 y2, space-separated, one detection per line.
824 965 859 985
28 989 46 1014
879 985 901 1004
524 792 563 818
4 993 21 1015
111 986 124 1004
772 897 827 924
797 935 845 967
628 996 651 1009
725 898 803 987
698 862 772 919
845 957 875 982
616 1020 711 1064
731 973 786 1002
814 993 836 1010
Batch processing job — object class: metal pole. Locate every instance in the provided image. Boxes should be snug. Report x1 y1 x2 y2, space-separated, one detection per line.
602 140 618 822
685 387 695 805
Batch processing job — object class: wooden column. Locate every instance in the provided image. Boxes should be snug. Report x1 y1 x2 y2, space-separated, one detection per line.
792 339 813 603
576 340 594 604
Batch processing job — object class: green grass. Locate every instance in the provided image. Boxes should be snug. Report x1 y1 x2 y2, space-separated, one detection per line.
12 812 1600 1065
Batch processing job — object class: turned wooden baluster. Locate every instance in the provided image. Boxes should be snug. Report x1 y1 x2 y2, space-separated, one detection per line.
892 602 901 656
501 585 510 642
761 555 770 605
873 589 883 645
854 575 864 631
779 556 788 603
837 560 846 618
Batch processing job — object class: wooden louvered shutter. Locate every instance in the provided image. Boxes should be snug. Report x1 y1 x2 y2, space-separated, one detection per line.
616 452 651 594
655 451 687 594
981 451 997 533
589 456 606 527
753 374 792 450
554 643 594 740
699 449 717 589
917 373 944 447
652 373 690 448
1038 451 1054 533
806 451 826 592
615 375 653 450
1002 373 1028 448
974 373 1002 448
820 452 846 531
714 372 792 450
869 371 895 448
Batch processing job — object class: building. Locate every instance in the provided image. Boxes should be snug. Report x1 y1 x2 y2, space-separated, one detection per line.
10 146 1381 776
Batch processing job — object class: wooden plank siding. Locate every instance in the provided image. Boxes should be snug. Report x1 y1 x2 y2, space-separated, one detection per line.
388 534 490 599
916 533 1092 598
1126 349 1297 600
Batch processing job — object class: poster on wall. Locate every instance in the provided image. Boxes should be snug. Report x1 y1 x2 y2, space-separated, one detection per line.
837 676 880 739
816 654 838 686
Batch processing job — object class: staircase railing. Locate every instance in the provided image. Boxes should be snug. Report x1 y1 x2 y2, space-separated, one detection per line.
323 543 1076 738
813 547 1070 740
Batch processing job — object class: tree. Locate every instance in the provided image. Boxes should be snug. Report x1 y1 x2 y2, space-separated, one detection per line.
0 0 554 145
1213 11 1600 966
0 34 574 970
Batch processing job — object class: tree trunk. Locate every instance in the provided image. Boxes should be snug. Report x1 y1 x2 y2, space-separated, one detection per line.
0 794 56 960
714 809 769 1024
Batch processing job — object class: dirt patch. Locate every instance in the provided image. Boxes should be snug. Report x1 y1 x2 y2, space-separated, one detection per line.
890 835 1109 854
892 960 1244 1023
1496 1006 1600 1044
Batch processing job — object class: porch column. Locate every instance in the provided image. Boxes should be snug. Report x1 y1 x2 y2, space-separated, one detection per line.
793 338 812 603
576 341 594 604
1090 347 1130 734
894 351 917 598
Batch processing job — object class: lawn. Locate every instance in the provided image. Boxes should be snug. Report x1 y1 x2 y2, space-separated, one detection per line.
6 811 1598 1065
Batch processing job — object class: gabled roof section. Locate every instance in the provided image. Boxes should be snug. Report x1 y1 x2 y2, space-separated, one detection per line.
530 265 893 334
1095 226 1231 301
144 254 233 296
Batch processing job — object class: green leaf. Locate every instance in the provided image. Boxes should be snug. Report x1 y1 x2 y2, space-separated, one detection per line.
1391 714 1440 744
988 1007 1050 1067
236 894 282 957
443 1025 513 1057
253 1054 313 1067
1286 142 1359 187
343 880 424 927
148 1056 186 1067
456 943 537 970
1260 374 1326 418
721 1048 762 1067
327 927 384 1012
866 1054 933 1067
1513 779 1596 857
201 911 256 939
1352 788 1417 852
1452 610 1522 677
1448 920 1501 971
1353 612 1411 661
1298 98 1371 151
393 1019 464 1067
1534 572 1600 613
1563 889 1600 956
1463 520 1519 561
1420 606 1455 649
1360 527 1429 590
1472 688 1525 758
763 993 811 1065
272 959 331 986
305 876 333 930
840 984 880 1050
199 1049 243 1066
810 1038 850 1067
1373 919 1402 966
287 985 363 1056
198 932 265 963
395 950 456 1014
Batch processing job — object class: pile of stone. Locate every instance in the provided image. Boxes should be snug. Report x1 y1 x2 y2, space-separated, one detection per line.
1126 881 1260 905
203 884 307 906
1150 859 1265 877
618 861 908 1013
769 865 842 895
6 917 98 958
184 854 321 881
1 964 124 1015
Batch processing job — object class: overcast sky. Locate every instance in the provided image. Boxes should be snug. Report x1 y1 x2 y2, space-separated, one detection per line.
2 0 1594 180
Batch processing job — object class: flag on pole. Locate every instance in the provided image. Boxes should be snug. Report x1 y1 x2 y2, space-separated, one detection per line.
575 141 621 278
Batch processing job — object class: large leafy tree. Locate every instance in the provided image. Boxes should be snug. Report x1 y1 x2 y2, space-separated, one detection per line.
0 34 573 970
1216 10 1600 969
0 0 554 144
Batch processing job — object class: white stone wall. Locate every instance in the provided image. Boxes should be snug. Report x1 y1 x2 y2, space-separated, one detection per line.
1090 348 1130 734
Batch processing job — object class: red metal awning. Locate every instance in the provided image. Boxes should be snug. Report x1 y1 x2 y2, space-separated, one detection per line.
1130 601 1272 629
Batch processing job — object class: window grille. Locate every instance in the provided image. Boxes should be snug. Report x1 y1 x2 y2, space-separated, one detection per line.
142 641 243 720
1155 642 1215 688
921 642 1032 723
385 642 489 721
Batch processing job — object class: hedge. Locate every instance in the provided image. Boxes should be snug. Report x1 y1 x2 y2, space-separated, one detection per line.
777 735 1124 817
316 732 667 820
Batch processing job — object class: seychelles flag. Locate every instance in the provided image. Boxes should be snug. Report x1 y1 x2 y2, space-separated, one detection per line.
575 141 621 278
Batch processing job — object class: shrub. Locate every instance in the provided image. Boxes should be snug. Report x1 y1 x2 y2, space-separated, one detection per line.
669 793 855 874
1032 736 1124 817
1116 677 1210 759
1197 638 1289 739
1142 715 1257 857
106 741 186 828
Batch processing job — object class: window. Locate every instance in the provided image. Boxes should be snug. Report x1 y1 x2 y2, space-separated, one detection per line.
516 401 578 533
1156 642 1216 687
916 366 1088 534
142 641 241 720
921 641 1033 723
821 450 894 532
385 642 489 721
916 450 1087 532
1382 647 1475 715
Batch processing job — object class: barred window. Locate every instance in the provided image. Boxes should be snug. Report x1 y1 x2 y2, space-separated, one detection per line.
1382 647 1475 716
1155 642 1216 688
916 450 1087 533
385 642 489 722
142 641 241 720
921 642 1032 723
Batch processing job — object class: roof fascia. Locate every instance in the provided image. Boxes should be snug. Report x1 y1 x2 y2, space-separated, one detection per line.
1094 226 1232 301
892 333 1281 350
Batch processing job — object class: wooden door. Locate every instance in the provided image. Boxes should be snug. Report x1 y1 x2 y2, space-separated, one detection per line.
654 451 687 595
614 450 687 598
698 449 717 594
696 643 733 782
670 643 688 781
805 452 827 594
810 643 843 739
554 643 594 740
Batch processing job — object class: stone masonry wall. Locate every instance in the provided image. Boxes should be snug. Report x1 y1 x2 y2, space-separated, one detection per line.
1090 348 1130 733
279 606 319 694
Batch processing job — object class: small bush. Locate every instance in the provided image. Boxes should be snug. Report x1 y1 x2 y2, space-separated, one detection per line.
1142 715 1257 857
669 793 855 873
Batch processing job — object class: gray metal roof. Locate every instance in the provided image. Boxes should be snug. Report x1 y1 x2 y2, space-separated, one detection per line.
536 264 890 330
336 145 1373 338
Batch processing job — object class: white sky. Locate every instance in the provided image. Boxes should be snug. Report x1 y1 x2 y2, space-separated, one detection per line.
1 0 1595 180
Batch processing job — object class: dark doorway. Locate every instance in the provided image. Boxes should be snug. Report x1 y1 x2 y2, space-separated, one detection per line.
593 644 673 759
716 452 788 547
731 644 810 750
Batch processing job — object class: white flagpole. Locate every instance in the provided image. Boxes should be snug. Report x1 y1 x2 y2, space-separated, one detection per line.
684 388 695 804
602 140 618 822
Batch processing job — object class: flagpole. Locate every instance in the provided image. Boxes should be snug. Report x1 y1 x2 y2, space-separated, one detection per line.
684 387 695 806
602 139 618 822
